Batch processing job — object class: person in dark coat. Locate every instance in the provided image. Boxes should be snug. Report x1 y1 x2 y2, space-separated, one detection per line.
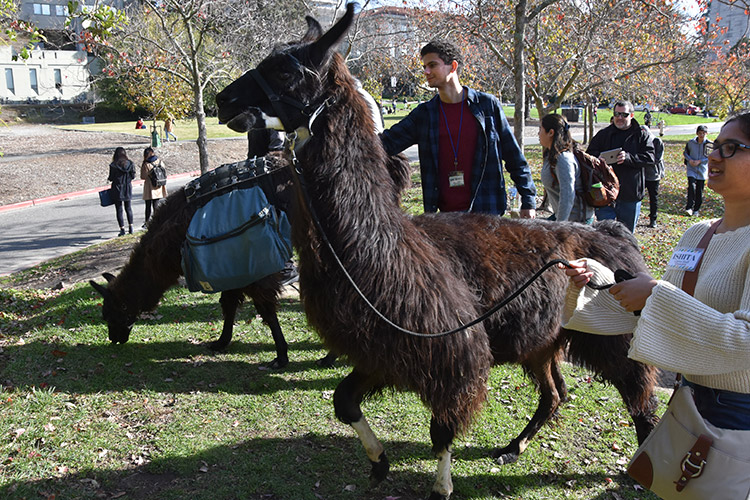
108 147 136 236
586 100 655 232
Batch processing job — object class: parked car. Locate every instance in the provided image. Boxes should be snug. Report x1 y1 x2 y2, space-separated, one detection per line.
668 104 702 115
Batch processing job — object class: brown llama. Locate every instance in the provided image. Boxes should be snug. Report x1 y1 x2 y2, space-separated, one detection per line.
89 155 332 369
214 6 658 499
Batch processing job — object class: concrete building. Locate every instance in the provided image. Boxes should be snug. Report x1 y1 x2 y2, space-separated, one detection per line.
1 46 93 103
706 0 749 50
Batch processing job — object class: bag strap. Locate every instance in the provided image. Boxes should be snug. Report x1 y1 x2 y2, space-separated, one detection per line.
681 218 722 296
675 434 712 492
673 218 722 389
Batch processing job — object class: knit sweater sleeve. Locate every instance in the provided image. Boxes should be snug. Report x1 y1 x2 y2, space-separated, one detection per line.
562 259 639 335
629 280 750 375
628 226 750 375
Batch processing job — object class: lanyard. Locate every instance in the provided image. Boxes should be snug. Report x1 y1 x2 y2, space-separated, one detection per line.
439 89 465 168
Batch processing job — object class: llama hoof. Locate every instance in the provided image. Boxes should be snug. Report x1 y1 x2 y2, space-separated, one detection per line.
208 340 229 351
267 357 289 370
368 451 389 486
490 446 519 465
428 491 450 500
316 352 337 367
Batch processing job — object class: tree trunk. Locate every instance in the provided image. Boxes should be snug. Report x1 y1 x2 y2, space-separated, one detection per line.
583 104 589 144
193 85 210 174
512 0 528 150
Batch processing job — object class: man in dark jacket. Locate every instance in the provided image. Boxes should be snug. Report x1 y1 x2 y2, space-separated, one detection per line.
381 40 536 216
586 100 655 232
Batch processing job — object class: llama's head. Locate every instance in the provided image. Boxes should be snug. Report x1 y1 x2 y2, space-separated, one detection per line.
215 3 355 134
89 273 136 344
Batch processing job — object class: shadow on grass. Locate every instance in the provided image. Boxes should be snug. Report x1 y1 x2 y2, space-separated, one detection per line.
1 337 342 396
0 434 646 500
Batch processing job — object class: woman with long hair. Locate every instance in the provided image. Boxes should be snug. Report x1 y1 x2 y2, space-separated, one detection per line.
108 147 136 236
140 147 167 227
539 113 594 223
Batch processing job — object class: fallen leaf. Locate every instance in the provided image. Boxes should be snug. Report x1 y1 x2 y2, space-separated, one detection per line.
343 484 356 492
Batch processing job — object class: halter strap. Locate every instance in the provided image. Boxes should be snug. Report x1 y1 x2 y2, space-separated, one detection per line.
249 69 310 133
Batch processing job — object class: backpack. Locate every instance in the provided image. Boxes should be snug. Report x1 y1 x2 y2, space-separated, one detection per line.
149 161 167 187
572 147 620 207
181 186 292 293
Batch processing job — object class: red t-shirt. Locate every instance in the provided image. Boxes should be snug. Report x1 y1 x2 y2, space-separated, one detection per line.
437 99 478 212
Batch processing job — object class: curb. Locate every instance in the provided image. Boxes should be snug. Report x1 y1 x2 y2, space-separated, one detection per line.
0 170 201 213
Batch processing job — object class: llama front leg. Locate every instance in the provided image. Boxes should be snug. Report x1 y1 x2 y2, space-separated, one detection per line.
429 417 455 500
334 370 389 485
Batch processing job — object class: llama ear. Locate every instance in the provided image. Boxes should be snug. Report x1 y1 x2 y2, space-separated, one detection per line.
308 2 355 67
302 16 323 42
103 272 116 283
90 280 108 297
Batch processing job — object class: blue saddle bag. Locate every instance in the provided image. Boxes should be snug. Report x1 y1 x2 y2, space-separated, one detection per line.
181 186 292 293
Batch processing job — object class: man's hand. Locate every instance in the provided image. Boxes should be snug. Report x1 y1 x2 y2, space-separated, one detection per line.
520 209 536 219
615 150 627 164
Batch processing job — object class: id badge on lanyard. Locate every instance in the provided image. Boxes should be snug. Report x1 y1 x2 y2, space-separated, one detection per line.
448 171 465 188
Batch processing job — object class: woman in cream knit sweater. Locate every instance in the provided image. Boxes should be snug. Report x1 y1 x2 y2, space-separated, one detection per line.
563 111 750 431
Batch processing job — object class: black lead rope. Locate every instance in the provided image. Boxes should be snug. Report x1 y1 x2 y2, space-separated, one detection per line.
289 145 630 338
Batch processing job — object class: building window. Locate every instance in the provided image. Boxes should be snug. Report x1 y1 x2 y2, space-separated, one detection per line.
54 68 62 91
33 3 42 14
55 4 68 15
41 4 50 15
5 69 14 94
29 68 38 93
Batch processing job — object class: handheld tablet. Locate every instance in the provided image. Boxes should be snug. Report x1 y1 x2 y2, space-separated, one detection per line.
600 148 622 164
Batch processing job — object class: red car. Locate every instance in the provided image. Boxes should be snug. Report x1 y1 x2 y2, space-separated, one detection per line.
669 104 702 115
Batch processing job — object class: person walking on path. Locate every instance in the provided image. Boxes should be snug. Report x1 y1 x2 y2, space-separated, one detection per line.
683 125 710 217
164 117 177 142
381 39 536 216
140 147 167 227
108 147 136 236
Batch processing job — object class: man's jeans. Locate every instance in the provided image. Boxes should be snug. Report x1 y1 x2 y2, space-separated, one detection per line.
595 200 641 232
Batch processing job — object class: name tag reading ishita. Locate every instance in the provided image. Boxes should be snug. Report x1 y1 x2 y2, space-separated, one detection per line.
667 247 705 272
448 171 465 188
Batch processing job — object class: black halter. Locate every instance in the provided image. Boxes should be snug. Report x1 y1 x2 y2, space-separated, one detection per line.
249 68 312 134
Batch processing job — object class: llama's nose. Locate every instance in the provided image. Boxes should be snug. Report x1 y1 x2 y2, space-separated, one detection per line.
215 91 228 108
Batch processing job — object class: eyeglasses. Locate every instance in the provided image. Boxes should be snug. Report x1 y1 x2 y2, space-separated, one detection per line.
705 140 750 159
613 111 631 118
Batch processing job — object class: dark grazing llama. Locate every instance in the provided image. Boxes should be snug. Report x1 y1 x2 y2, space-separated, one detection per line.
215 6 658 499
89 157 321 369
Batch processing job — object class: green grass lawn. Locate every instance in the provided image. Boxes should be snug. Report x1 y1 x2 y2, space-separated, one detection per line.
56 117 249 141
0 134 721 499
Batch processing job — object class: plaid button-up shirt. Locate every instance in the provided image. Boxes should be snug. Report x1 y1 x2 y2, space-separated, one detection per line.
382 87 536 215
